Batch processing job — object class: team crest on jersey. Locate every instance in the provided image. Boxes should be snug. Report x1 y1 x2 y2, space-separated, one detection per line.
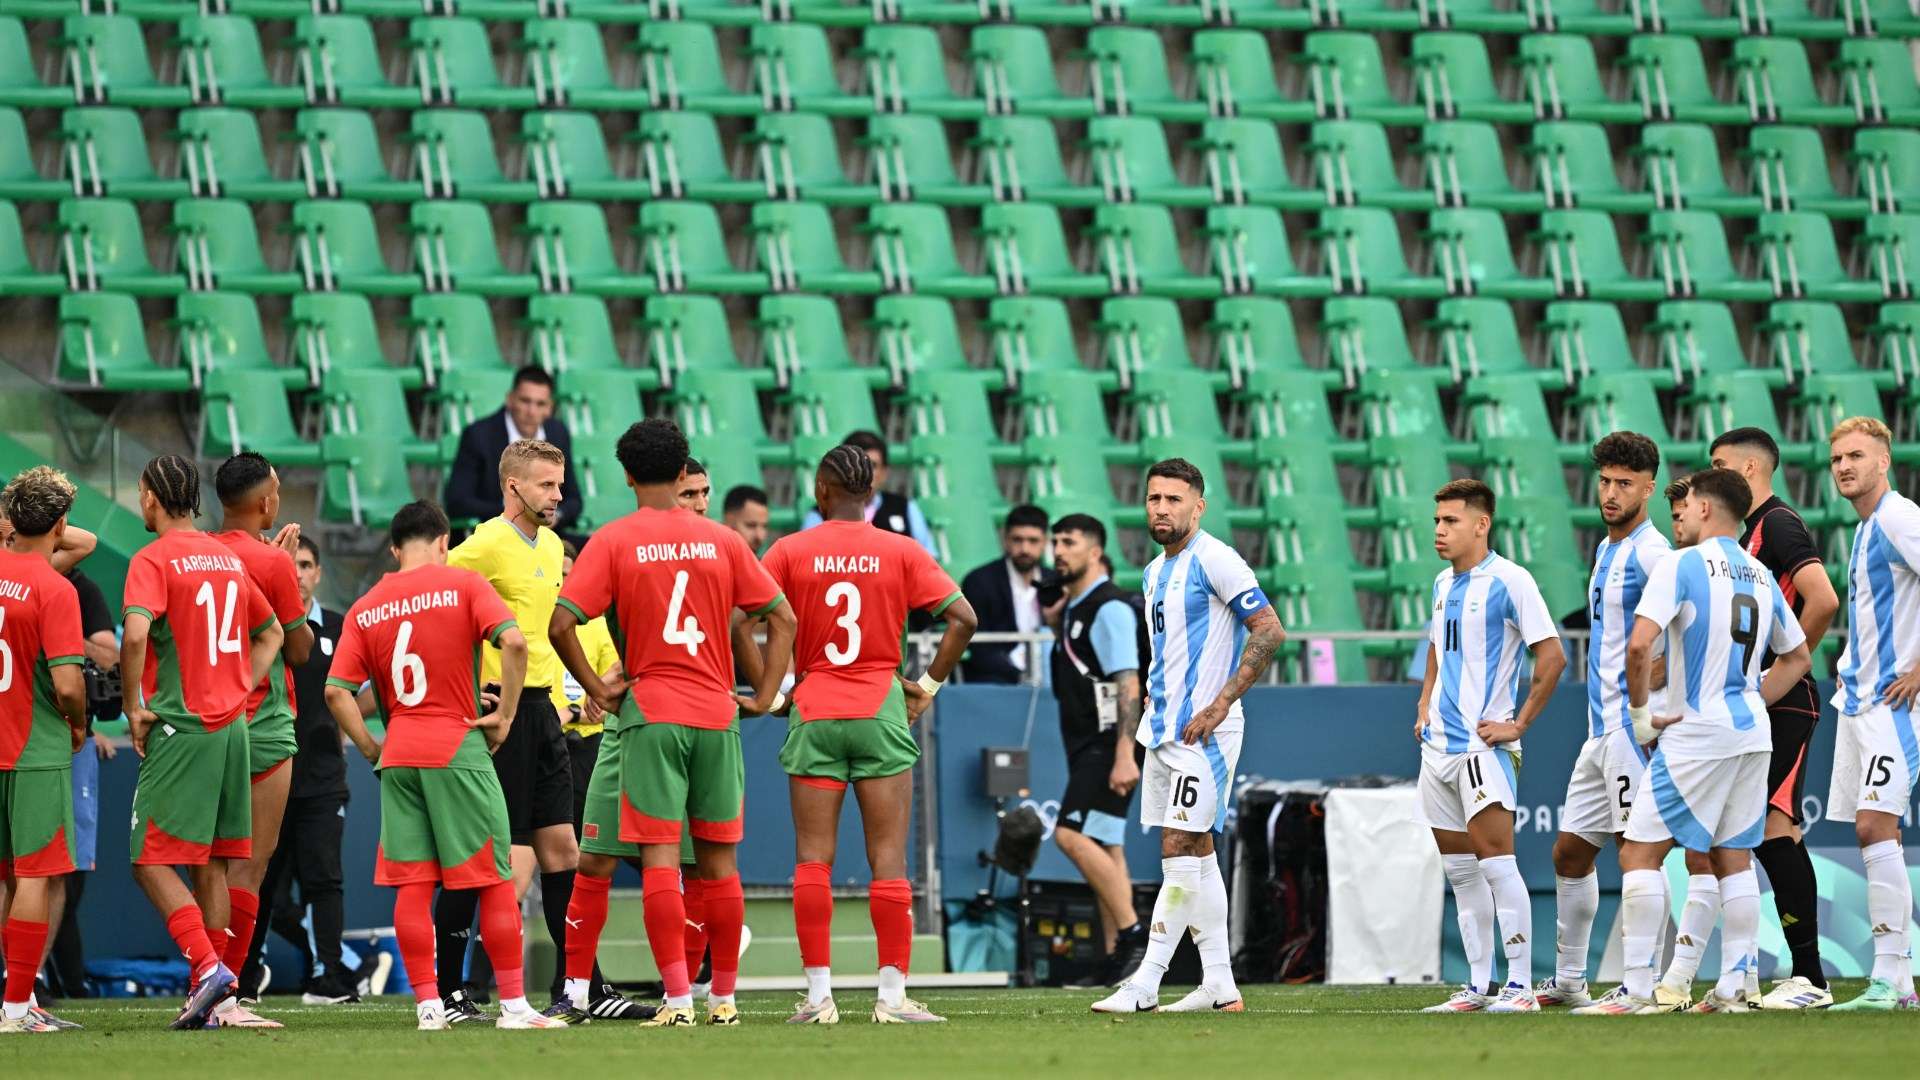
583 824 599 839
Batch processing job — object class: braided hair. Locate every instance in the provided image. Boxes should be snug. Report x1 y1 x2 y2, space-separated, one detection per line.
820 443 875 498
141 454 201 519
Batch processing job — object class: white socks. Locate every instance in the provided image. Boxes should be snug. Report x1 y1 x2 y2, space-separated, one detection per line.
1554 872 1599 984
804 966 832 1006
877 966 907 1009
1664 873 1720 989
1713 869 1759 1000
1133 855 1234 995
1864 840 1915 994
500 995 530 1014
1481 854 1531 988
565 977 590 1011
1 1002 27 1021
1442 854 1496 996
1188 854 1235 992
1620 868 1666 1000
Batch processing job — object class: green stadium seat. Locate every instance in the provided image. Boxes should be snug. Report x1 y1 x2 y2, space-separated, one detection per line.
428 363 515 460
56 198 185 295
751 201 881 294
60 13 188 107
1751 211 1882 302
201 369 318 466
1840 0 1920 36
1523 121 1652 213
1301 32 1423 124
1418 120 1541 212
1015 369 1119 443
968 25 1093 118
749 113 878 205
526 293 651 385
1269 493 1364 579
1325 297 1439 386
408 201 538 296
1541 300 1671 386
408 17 534 109
57 292 192 390
1736 0 1848 37
1651 299 1777 386
748 22 868 116
1851 128 1920 216
1759 300 1890 389
1090 204 1222 299
173 108 301 202
1096 296 1199 388
574 449 640 530
1634 123 1759 216
289 200 421 295
1415 0 1530 32
1643 209 1773 301
873 296 981 383
1864 213 1920 299
1255 434 1346 510
1308 120 1432 210
1359 368 1451 444
1 16 68 109
865 0 987 24
1431 297 1552 384
985 296 1094 383
643 294 758 387
1204 205 1334 298
1496 496 1586 618
1462 373 1558 443
290 292 420 388
1630 0 1740 36
632 200 765 294
971 116 1100 206
1515 34 1641 123
787 370 884 454
1524 0 1637 36
1426 207 1554 300
1873 302 1920 385
1793 373 1884 486
170 14 301 109
0 199 59 295
294 109 418 201
59 107 187 200
1529 209 1665 302
1196 118 1320 210
525 18 649 110
292 15 417 109
1315 0 1421 31
1730 38 1853 125
1130 367 1250 460
1208 297 1331 390
320 368 436 463
865 202 997 298
520 200 651 297
1745 125 1866 218
1313 207 1446 298
856 25 983 120
524 110 654 202
1 108 64 201
1623 35 1745 124
321 434 417 527
615 0 760 26
1189 30 1315 123
1241 368 1347 453
408 292 511 388
667 366 781 462
1478 435 1571 508
1682 370 1790 450
556 367 647 447
171 198 299 294
1082 26 1205 122
756 294 887 388
1409 32 1531 124
1084 116 1209 206
1839 39 1920 126
1266 560 1371 684
862 115 989 205
979 202 1106 297
1369 433 1455 514
1183 0 1310 29
408 110 535 202
1025 436 1128 522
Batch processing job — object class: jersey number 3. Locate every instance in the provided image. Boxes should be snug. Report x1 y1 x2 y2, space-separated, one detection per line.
824 581 863 666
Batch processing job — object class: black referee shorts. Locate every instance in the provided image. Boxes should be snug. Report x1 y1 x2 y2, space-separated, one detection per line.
1767 677 1821 827
1056 741 1141 848
488 688 575 845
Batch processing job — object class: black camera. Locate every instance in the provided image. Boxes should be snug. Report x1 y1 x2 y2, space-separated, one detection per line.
84 658 121 726
1033 567 1066 609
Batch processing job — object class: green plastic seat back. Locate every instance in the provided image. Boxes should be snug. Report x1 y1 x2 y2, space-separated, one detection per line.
644 294 744 378
987 296 1084 378
528 294 626 373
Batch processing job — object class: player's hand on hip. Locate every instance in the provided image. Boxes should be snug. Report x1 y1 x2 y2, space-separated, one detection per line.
127 707 156 757
1886 669 1920 710
902 679 932 721
1475 720 1522 745
68 724 84 753
589 676 632 717
1414 707 1429 743
1181 700 1228 745
469 712 508 753
270 522 301 556
1652 714 1682 731
1109 752 1140 796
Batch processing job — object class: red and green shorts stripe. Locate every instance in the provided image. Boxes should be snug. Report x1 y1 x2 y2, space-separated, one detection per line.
779 681 921 787
130 721 252 866
375 765 512 889
0 768 76 878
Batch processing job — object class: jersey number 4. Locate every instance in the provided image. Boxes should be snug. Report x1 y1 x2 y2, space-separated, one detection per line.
824 581 863 666
663 570 707 658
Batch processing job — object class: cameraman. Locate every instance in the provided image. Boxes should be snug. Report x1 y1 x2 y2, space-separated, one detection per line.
959 504 1049 684
1044 515 1148 988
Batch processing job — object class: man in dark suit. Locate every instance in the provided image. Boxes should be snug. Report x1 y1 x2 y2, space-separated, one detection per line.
959 504 1050 684
443 365 583 533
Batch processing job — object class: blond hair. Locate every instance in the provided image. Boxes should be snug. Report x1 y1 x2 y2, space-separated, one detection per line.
499 439 565 484
1 465 77 537
1829 416 1893 449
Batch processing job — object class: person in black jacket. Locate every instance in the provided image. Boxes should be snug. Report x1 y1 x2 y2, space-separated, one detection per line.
958 504 1050 684
442 366 583 534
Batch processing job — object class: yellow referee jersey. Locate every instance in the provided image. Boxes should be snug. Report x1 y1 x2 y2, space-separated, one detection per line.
555 615 621 736
450 516 564 690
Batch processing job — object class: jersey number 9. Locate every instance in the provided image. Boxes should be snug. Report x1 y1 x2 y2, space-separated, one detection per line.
1727 592 1759 674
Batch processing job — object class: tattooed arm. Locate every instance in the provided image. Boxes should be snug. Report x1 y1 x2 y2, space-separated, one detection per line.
1109 670 1143 794
1179 606 1286 745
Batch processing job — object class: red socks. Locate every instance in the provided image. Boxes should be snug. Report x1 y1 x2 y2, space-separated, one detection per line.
222 887 259 974
565 872 612 982
393 882 439 1004
681 876 710 977
704 874 744 998
477 880 525 1001
165 903 221 979
794 861 834 969
870 879 914 974
641 866 691 999
3 918 48 1007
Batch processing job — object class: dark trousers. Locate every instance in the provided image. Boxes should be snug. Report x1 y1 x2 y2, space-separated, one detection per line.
243 793 351 988
46 872 88 997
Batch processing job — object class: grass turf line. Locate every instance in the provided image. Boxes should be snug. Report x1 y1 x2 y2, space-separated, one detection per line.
7 982 1918 1078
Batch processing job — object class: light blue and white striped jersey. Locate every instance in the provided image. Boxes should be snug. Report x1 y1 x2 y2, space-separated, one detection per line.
1139 529 1271 750
1635 536 1803 759
1587 521 1673 739
1832 490 1920 717
1424 552 1560 755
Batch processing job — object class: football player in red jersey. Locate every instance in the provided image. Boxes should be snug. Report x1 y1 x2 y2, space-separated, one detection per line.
551 419 795 1027
759 445 977 1024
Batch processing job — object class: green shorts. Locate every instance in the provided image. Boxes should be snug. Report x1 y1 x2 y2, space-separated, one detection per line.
0 768 76 878
376 766 512 889
247 706 298 781
131 721 252 866
617 718 745 847
780 682 920 786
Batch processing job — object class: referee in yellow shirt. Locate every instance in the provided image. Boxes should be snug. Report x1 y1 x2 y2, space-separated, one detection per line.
433 440 646 1023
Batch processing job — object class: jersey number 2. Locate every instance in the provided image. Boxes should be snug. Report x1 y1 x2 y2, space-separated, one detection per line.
193 580 246 667
824 581 863 666
663 570 707 658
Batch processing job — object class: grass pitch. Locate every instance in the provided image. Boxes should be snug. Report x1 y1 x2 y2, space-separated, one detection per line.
7 982 1917 1078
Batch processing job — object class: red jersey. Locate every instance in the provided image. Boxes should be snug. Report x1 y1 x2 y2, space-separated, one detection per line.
210 530 306 722
123 530 274 733
762 521 961 721
327 564 515 770
558 507 781 732
0 550 85 770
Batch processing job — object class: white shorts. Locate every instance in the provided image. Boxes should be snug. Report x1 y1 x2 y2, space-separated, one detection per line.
1414 743 1519 833
1139 732 1242 834
1624 749 1768 851
1560 732 1648 847
1825 704 1920 824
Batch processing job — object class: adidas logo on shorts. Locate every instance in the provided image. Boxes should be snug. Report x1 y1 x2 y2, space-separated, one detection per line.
1506 933 1527 946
